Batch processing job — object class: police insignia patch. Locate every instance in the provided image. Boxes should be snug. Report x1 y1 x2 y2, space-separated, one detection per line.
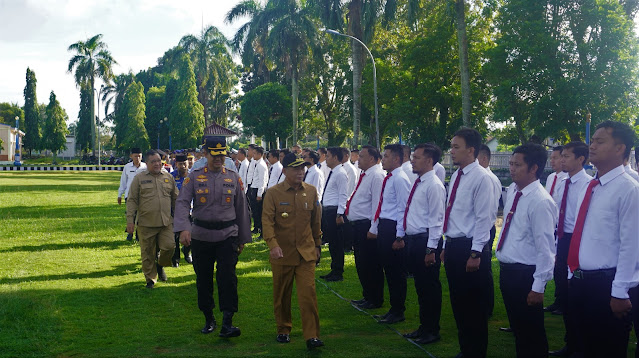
200 197 206 203
224 178 233 182
238 177 244 191
227 189 232 194
164 179 169 183
184 177 190 185
226 197 231 203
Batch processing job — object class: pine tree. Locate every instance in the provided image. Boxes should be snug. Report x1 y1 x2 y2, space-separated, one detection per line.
76 84 93 153
44 91 68 164
23 68 42 156
120 81 150 151
169 54 205 149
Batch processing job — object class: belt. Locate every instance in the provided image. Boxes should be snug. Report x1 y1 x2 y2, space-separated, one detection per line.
322 205 338 210
193 218 237 230
405 231 429 240
349 219 371 226
500 262 535 271
572 268 616 280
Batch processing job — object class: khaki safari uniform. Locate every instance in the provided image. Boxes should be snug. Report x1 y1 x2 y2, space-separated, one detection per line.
262 181 322 340
126 169 178 284
174 166 251 316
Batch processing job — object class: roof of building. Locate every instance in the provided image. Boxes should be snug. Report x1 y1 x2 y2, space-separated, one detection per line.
203 122 238 137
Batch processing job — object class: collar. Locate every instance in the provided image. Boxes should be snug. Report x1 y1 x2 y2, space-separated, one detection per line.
514 179 542 197
282 180 307 191
364 164 380 175
568 168 589 183
598 165 626 186
461 159 480 175
419 169 437 182
390 166 404 176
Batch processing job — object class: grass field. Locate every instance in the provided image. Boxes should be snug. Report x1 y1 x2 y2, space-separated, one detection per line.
0 171 627 357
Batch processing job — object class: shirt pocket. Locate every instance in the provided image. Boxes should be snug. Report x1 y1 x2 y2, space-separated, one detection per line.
221 187 235 206
194 187 210 206
140 183 155 198
162 182 173 197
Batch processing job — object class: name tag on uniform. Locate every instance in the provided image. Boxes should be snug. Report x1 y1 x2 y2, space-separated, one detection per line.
141 180 151 184
279 202 290 205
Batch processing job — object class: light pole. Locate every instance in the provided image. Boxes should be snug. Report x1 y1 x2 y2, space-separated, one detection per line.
323 28 379 149
95 85 104 168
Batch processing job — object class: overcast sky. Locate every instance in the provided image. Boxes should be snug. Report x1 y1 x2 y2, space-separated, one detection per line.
0 0 246 124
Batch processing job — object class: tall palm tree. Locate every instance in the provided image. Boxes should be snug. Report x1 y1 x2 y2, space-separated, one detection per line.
179 25 236 125
67 34 117 156
226 0 270 82
102 73 135 150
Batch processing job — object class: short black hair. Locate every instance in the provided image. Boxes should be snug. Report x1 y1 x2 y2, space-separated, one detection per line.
254 146 264 155
327 147 344 161
552 145 564 153
248 144 256 149
513 143 548 179
341 147 350 159
280 148 291 156
478 144 491 161
562 141 589 165
306 150 319 164
453 128 482 158
318 147 327 155
351 148 359 153
238 148 246 156
384 144 404 162
268 149 280 159
402 145 411 160
361 145 381 161
145 149 160 159
596 121 636 160
414 143 442 165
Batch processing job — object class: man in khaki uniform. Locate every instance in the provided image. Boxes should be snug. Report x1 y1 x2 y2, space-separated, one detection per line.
126 149 178 289
175 136 252 338
262 153 324 349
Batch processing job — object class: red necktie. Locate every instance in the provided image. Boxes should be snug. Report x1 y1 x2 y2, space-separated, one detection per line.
443 170 464 232
496 191 523 251
403 178 422 231
345 172 366 216
374 173 392 221
567 179 600 272
556 179 571 239
550 175 558 196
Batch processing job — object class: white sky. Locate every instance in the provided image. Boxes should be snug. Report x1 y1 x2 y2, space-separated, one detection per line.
0 0 246 123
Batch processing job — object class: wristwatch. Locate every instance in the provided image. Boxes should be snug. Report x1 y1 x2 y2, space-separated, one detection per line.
470 250 481 259
425 247 435 255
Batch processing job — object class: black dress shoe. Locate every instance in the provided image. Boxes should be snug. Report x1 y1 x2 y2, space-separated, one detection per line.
145 281 154 289
351 298 367 305
201 320 217 334
551 308 564 315
549 346 573 357
373 311 392 320
306 338 324 349
172 260 179 268
324 275 343 282
359 301 382 309
219 325 241 338
403 327 423 339
126 233 133 241
378 312 405 324
414 333 441 345
544 303 559 312
157 264 167 282
276 334 290 343
499 327 513 332
454 353 464 358
319 272 334 279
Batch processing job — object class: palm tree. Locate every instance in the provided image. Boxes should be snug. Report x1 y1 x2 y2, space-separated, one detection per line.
178 25 236 125
102 73 135 150
225 0 270 82
67 34 117 156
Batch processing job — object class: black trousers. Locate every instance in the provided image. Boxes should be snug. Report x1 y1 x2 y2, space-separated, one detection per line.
172 233 191 263
248 187 262 231
321 207 344 276
629 286 639 358
352 219 384 305
124 198 138 240
554 233 572 309
191 237 239 315
406 232 442 335
341 219 354 252
377 219 407 314
444 237 490 358
484 225 496 316
566 270 631 358
500 263 548 358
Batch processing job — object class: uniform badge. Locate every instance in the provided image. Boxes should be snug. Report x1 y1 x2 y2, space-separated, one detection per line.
164 178 169 183
196 174 208 183
205 189 209 193
227 189 232 194
238 177 244 191
226 197 231 203
281 212 289 218
184 177 190 185
302 193 307 197
224 178 232 182
200 197 207 203
204 167 208 173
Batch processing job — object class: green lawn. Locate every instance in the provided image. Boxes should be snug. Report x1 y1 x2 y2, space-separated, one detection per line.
0 172 627 357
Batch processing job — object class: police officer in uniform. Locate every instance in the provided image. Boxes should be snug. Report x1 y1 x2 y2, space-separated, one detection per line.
171 153 191 267
126 149 178 288
174 136 251 338
262 153 324 349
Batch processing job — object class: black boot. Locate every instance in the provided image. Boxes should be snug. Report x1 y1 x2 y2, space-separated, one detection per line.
182 246 192 264
201 312 216 334
157 264 167 282
219 311 241 338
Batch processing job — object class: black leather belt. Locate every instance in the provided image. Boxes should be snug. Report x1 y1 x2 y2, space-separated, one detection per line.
193 218 236 230
322 205 338 210
349 219 371 226
572 268 616 280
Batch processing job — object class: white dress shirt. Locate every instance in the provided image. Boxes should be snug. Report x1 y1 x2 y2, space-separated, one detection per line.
370 166 411 237
304 164 325 201
319 160 331 181
434 162 446 184
238 158 249 192
551 169 593 233
574 165 639 299
322 165 349 215
485 166 502 226
246 158 256 186
496 180 558 293
403 169 446 249
267 161 283 189
251 158 269 197
545 171 568 195
624 164 639 182
342 161 360 196
401 160 419 184
444 160 496 252
118 161 147 198
346 164 385 230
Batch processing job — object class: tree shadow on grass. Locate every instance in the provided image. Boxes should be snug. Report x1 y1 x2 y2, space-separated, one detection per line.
0 204 121 220
0 262 141 285
0 239 130 253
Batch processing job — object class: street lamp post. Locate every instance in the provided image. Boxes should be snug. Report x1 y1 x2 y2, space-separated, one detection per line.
323 28 380 149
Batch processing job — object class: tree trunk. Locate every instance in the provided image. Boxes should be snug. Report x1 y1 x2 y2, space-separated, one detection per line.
455 0 471 127
349 0 364 148
90 77 96 157
292 73 299 145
